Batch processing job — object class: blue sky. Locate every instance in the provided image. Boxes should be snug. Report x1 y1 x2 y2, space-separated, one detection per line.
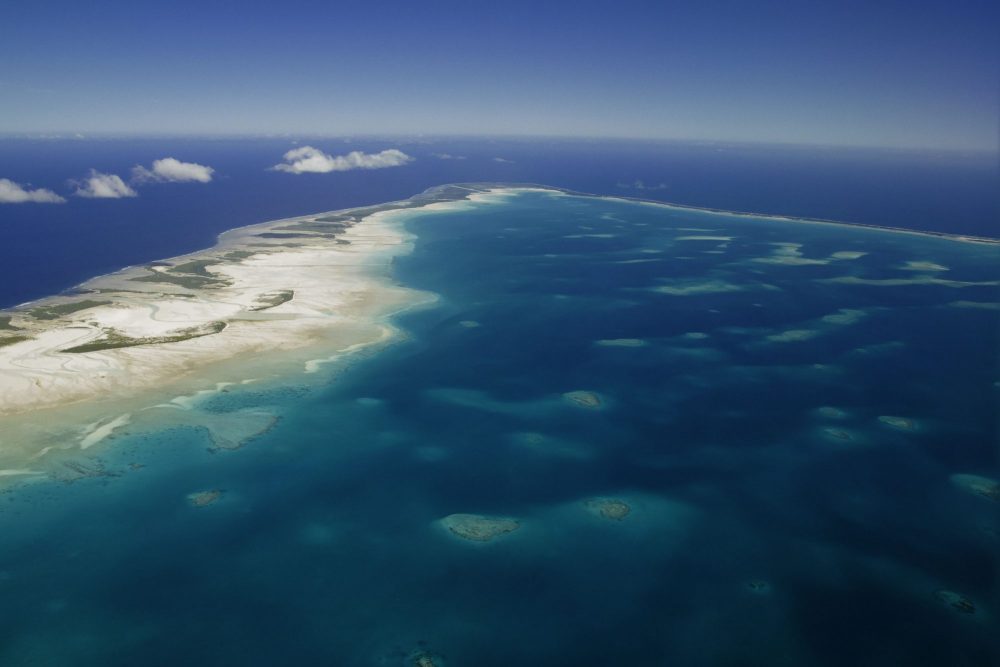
2 0 997 150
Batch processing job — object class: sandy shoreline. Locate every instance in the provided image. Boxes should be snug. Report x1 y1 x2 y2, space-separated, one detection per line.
0 185 516 473
1 181 992 476
0 211 412 416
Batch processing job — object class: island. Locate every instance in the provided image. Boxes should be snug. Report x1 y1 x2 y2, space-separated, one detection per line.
0 185 527 474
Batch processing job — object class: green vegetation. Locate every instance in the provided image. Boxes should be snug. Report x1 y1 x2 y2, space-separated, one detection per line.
249 290 294 311
29 300 112 320
131 272 220 289
130 258 232 289
61 321 227 354
0 335 31 348
0 315 19 330
278 220 350 233
221 250 257 261
167 259 218 277
255 232 325 239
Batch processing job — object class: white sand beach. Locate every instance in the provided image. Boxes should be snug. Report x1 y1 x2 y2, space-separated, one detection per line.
0 188 512 469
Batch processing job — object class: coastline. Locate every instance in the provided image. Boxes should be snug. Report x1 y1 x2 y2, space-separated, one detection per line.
1 182 995 479
4 180 994 317
511 183 1000 245
0 186 516 475
0 185 514 407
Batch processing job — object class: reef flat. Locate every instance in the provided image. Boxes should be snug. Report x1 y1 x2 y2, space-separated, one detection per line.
0 183 997 666
0 185 525 472
440 513 521 542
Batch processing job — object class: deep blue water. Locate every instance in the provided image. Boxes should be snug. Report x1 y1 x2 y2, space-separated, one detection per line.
0 137 997 308
0 190 997 665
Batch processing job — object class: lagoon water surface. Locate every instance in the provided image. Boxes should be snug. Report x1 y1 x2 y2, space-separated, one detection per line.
1 187 998 666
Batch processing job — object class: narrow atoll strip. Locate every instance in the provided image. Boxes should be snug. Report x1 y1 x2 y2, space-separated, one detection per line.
1 182 995 477
0 184 517 472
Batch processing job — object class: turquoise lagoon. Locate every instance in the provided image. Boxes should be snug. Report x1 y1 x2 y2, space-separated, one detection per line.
0 187 997 665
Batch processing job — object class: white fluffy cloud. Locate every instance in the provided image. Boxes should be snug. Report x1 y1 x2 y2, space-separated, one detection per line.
0 178 66 204
74 170 138 199
132 157 215 183
272 146 414 174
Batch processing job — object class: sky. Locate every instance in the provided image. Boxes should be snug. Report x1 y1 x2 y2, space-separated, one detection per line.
1 0 997 150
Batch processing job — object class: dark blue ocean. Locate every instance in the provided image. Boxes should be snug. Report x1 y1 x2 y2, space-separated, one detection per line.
0 142 998 666
0 138 996 308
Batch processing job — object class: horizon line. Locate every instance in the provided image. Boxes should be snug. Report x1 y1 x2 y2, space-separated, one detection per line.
0 132 995 156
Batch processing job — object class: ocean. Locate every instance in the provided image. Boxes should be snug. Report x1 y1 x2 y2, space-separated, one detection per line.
0 137 996 308
0 141 998 666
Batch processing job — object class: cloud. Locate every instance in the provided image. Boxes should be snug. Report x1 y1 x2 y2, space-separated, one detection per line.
493 157 514 163
73 170 137 199
132 157 215 183
0 178 66 204
432 153 466 160
272 146 414 174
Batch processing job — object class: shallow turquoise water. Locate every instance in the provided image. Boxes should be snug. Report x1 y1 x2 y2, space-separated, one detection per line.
1 190 998 665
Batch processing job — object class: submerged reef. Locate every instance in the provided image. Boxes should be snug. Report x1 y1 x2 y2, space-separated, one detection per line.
410 651 441 667
878 415 917 431
440 513 520 542
746 580 772 594
822 427 856 442
934 590 977 615
950 474 1000 502
563 390 603 409
187 489 223 507
595 338 647 347
585 497 632 520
